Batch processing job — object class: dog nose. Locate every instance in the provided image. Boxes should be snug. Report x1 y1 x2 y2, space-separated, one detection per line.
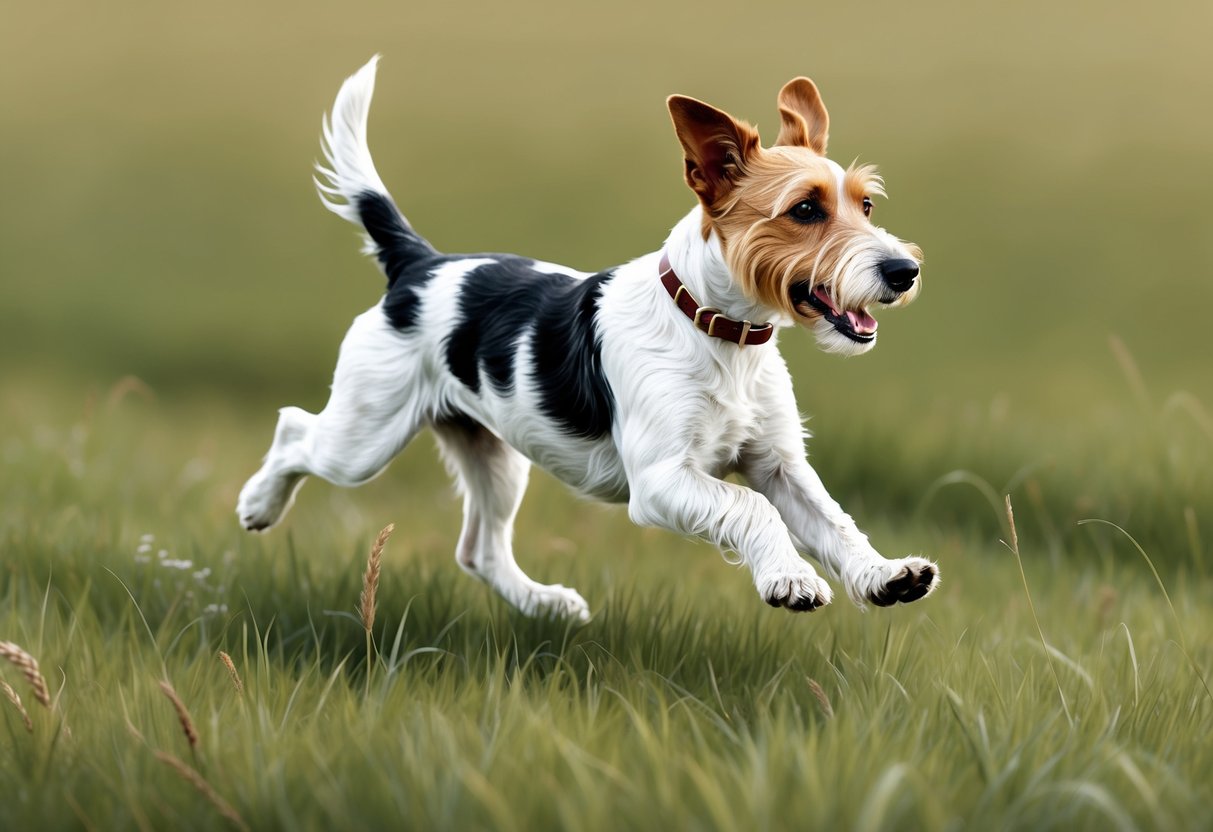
879 259 919 293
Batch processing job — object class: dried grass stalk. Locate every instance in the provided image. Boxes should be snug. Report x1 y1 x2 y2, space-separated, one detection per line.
158 680 198 749
218 652 243 695
806 677 834 719
154 750 250 832
359 523 395 633
0 641 52 709
1 679 33 732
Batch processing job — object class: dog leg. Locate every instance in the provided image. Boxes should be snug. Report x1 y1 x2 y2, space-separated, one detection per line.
744 454 939 607
237 406 313 531
433 418 591 623
238 307 425 531
627 460 832 611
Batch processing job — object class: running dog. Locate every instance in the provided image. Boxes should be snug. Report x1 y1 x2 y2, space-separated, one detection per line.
237 56 939 621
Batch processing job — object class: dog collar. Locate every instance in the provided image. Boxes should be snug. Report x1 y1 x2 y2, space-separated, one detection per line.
659 253 774 347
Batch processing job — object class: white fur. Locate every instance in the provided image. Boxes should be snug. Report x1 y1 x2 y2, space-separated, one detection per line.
238 58 940 621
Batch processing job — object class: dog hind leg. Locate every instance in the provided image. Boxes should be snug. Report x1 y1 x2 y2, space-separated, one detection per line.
237 406 314 531
433 417 591 623
238 308 426 531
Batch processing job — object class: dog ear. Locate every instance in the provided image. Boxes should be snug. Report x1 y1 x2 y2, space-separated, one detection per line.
775 77 829 155
667 95 761 208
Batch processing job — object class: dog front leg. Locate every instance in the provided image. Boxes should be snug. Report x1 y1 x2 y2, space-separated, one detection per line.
628 460 833 611
743 454 939 607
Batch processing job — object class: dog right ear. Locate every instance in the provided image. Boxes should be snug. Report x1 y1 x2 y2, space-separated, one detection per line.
775 77 829 154
667 95 761 208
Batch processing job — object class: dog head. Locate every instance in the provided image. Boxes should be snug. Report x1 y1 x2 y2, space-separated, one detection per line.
668 79 922 355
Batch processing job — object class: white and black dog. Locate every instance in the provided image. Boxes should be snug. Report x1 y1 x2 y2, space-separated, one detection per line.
237 56 939 621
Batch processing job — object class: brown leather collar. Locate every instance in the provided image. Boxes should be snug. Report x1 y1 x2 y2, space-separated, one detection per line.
659 253 774 347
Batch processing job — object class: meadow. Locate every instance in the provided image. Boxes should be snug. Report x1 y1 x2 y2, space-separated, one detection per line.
2 0 1212 828
1 379 1212 831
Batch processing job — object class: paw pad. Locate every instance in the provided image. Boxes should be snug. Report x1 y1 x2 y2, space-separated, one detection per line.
759 568 832 613
870 561 938 607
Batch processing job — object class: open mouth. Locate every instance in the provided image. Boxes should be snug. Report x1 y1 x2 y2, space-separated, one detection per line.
790 283 877 343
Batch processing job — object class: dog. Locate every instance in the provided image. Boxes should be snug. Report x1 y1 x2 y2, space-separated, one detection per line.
237 56 939 622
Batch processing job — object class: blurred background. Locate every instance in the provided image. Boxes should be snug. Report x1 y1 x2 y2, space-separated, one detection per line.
2 0 1211 567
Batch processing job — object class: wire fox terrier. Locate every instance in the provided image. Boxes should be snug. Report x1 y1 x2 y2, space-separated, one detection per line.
237 56 940 622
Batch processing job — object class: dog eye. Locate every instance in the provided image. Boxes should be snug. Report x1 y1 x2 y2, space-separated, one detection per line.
788 200 826 224
862 197 873 218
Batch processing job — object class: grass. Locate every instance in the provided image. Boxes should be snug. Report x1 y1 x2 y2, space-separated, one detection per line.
0 378 1210 831
2 0 1212 826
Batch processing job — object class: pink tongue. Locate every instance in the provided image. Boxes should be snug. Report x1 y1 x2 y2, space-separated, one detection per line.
813 287 877 334
846 309 878 335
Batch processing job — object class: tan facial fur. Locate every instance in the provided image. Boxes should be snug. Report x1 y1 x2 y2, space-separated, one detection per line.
668 79 923 355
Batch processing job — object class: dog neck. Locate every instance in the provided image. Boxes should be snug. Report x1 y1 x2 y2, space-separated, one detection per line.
662 206 788 327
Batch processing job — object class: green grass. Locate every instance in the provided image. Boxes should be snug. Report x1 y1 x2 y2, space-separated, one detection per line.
3 0 1212 826
1 379 1210 831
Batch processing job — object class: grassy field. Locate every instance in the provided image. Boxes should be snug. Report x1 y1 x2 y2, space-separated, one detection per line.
3 0 1213 828
1 381 1211 830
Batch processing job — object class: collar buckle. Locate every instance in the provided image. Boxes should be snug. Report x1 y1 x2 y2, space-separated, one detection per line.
658 252 774 347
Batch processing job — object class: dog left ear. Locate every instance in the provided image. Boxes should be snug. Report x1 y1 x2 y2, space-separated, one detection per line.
667 95 761 208
775 77 829 155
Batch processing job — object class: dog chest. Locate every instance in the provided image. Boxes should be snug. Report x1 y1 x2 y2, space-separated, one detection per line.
690 388 763 476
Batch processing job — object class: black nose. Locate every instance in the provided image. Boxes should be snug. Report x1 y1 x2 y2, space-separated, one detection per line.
879 258 919 293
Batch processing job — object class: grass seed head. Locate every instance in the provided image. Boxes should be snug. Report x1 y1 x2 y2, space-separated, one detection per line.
218 652 243 695
360 523 395 633
807 677 834 719
0 641 52 709
1 679 33 732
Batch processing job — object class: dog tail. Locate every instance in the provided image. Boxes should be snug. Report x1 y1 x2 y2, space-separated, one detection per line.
315 55 435 287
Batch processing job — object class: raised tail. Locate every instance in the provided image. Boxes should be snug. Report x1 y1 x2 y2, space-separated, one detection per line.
314 56 435 287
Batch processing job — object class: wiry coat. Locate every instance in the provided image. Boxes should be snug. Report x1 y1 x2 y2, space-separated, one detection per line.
237 57 939 620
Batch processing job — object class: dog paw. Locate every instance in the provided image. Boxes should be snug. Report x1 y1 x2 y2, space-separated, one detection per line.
522 584 592 624
757 562 833 612
865 557 939 607
236 472 300 533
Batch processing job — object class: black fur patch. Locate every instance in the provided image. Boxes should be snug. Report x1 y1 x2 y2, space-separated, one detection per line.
445 258 551 394
530 270 615 439
357 191 438 330
432 410 490 444
445 259 615 439
351 195 615 440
